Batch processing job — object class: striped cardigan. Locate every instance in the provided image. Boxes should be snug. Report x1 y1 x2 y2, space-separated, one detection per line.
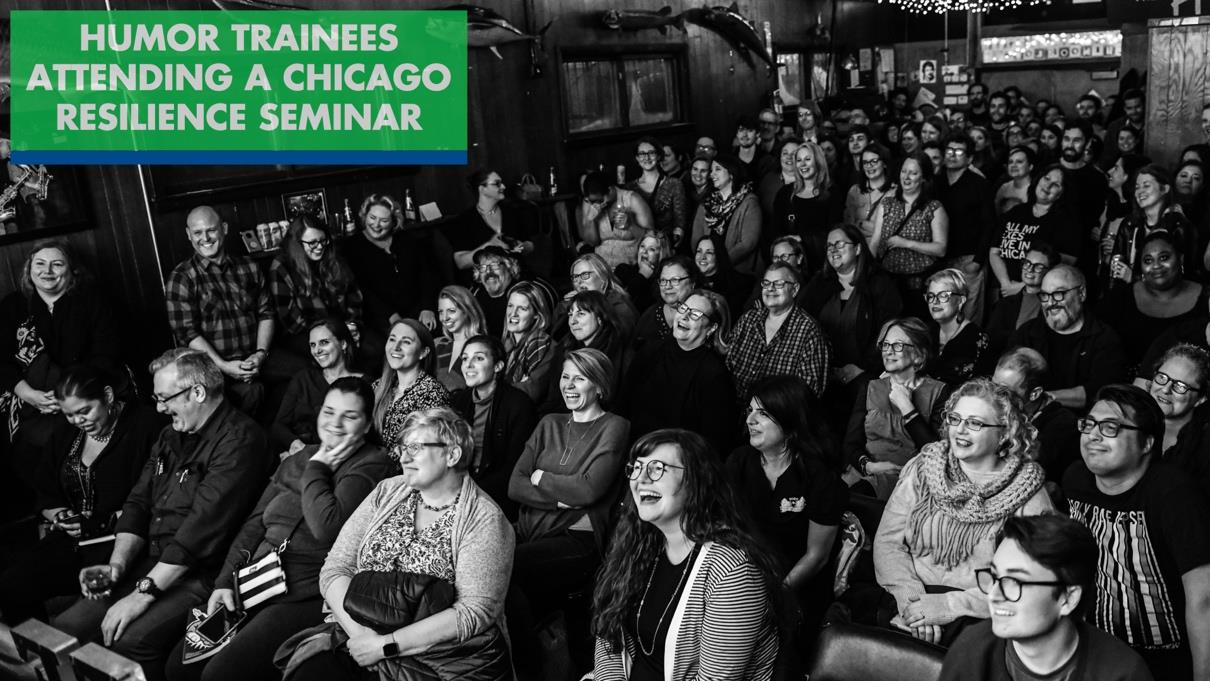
593 542 779 681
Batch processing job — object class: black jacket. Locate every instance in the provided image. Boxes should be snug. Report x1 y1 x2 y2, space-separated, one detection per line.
801 264 903 373
450 382 537 520
1007 314 1126 408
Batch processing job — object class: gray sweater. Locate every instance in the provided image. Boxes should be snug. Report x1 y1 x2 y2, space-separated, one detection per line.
319 474 514 643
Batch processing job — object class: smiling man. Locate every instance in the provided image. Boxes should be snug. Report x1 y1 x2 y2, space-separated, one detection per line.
1007 265 1126 409
940 514 1153 681
1065 384 1210 681
51 349 269 681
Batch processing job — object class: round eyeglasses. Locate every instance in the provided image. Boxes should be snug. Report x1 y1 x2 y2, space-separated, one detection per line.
625 459 686 482
975 568 1066 602
924 290 961 304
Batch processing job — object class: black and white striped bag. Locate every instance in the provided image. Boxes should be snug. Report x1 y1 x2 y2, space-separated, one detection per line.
234 518 303 610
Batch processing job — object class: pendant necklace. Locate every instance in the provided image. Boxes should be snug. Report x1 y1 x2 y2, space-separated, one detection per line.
636 543 698 657
559 414 603 466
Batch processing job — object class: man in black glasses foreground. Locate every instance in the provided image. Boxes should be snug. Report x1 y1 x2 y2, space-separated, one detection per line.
1008 264 1126 409
1064 384 1210 681
940 515 1152 681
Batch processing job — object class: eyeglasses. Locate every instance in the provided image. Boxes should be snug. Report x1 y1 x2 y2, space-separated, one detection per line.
392 441 448 458
1037 286 1083 303
1153 371 1202 395
1076 416 1142 438
861 158 883 167
571 271 595 283
944 147 967 156
695 144 716 151
636 151 659 159
675 302 713 322
475 263 505 274
942 411 1006 431
760 279 794 291
1021 261 1050 273
825 240 856 252
924 290 962 304
658 275 690 288
153 384 197 406
625 459 686 482
300 237 329 248
975 569 1066 603
481 181 505 188
878 341 914 353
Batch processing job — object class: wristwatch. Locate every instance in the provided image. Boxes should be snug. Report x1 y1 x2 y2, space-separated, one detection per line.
382 638 400 658
135 576 163 599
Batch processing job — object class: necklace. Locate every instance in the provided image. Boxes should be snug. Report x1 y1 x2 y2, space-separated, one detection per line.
477 204 499 217
420 490 461 513
635 544 697 657
558 414 604 466
89 402 123 444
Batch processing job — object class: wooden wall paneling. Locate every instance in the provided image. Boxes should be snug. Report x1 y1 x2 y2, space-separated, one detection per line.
1146 21 1210 164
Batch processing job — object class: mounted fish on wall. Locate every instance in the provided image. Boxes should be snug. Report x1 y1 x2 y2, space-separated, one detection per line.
682 3 774 71
444 4 552 76
601 6 687 35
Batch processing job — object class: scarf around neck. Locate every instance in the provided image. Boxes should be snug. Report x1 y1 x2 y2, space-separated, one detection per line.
907 441 1044 570
702 182 752 235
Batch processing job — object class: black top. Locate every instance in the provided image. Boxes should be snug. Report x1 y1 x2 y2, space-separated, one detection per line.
1008 315 1126 406
1032 399 1079 485
803 264 903 372
1163 406 1210 497
474 287 509 338
928 322 991 387
444 204 534 254
1061 163 1108 234
1064 460 1210 677
629 545 700 681
36 403 165 538
773 185 841 275
939 619 1153 681
623 340 738 456
614 263 656 313
269 366 329 451
450 381 538 520
0 287 122 395
702 268 754 321
1138 316 1208 379
936 168 996 260
340 231 447 334
1097 285 1207 376
993 203 1080 280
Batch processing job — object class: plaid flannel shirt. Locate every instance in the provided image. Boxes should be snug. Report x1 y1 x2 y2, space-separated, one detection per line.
164 253 274 360
726 305 831 400
267 257 363 336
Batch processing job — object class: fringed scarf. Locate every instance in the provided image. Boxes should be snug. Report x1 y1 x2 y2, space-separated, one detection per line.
907 442 1044 570
701 182 753 235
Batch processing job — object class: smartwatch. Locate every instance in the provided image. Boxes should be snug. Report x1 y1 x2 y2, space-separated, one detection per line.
135 576 163 599
382 638 400 658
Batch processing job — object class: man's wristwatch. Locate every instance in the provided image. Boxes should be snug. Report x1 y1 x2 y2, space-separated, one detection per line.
135 576 163 599
382 637 400 658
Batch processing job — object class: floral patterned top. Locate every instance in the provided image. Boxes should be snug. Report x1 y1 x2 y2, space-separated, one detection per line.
357 490 456 582
374 372 450 447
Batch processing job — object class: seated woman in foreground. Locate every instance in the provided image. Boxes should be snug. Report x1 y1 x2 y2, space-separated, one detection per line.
593 429 782 680
874 378 1053 647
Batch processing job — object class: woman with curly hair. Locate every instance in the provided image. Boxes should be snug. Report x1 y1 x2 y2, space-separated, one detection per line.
874 378 1053 646
593 428 782 680
372 319 449 447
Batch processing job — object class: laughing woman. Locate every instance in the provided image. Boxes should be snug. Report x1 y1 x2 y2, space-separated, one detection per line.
433 286 489 392
270 319 363 456
372 319 450 447
593 429 781 681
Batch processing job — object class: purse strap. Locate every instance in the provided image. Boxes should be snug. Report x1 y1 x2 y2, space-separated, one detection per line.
887 197 926 242
275 515 307 554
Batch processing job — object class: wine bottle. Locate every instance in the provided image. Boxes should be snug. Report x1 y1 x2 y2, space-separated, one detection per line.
342 199 357 235
548 166 559 196
404 189 418 223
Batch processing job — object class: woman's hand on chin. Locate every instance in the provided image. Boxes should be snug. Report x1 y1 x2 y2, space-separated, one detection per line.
312 435 363 469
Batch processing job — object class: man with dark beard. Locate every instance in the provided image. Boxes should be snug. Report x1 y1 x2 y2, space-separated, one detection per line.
1008 265 1126 409
967 82 990 127
1057 120 1107 274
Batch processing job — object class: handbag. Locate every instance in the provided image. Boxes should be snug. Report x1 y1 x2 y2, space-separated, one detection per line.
519 173 543 202
343 571 454 634
880 199 938 276
234 517 304 610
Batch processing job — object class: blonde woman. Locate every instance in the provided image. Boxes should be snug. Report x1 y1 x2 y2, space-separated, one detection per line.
433 286 488 392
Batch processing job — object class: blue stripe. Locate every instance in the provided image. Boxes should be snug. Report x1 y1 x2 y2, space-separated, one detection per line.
11 150 468 166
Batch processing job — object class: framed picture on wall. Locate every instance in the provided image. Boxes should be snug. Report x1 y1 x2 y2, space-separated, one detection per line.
281 188 329 226
0 112 95 246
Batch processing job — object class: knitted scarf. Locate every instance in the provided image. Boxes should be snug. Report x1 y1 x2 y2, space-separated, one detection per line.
701 182 752 235
907 441 1044 570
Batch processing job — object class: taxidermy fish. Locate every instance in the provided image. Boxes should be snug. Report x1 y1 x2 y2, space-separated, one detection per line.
601 6 686 34
682 3 773 69
444 4 552 59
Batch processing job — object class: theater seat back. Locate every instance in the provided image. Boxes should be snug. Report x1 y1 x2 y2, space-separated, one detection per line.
807 623 944 681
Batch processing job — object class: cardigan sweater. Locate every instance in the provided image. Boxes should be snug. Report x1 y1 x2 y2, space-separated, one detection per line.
319 473 514 645
215 442 393 601
450 382 539 519
268 366 328 451
593 542 779 681
939 620 1154 681
690 194 763 274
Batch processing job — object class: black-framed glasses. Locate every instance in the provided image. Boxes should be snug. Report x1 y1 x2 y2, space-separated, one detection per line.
1153 372 1202 395
392 441 448 458
675 302 713 322
625 459 686 482
878 341 914 353
924 290 962 304
826 240 856 252
943 412 1006 431
975 568 1066 602
1038 286 1083 303
481 180 506 188
301 237 330 248
153 384 197 406
1077 417 1141 438
475 263 505 274
658 275 690 288
636 151 659 159
571 272 595 283
944 147 968 156
1021 261 1050 273
760 279 794 291
861 158 883 167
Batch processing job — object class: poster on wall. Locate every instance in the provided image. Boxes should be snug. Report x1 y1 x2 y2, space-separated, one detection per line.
919 60 937 84
941 64 971 107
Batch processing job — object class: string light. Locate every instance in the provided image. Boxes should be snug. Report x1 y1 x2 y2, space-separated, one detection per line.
877 0 1048 14
982 31 1122 63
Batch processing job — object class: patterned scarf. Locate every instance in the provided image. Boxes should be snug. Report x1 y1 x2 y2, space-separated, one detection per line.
2 314 46 438
907 441 1044 570
701 182 753 235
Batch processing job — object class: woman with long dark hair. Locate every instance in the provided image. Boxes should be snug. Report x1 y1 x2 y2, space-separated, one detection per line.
269 217 363 364
694 234 754 317
270 319 363 456
433 285 489 392
371 319 449 447
844 145 894 245
1098 154 1150 279
870 154 949 318
690 154 763 274
631 255 702 353
1108 164 1200 287
989 164 1078 298
628 137 689 243
727 376 847 637
593 429 781 680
